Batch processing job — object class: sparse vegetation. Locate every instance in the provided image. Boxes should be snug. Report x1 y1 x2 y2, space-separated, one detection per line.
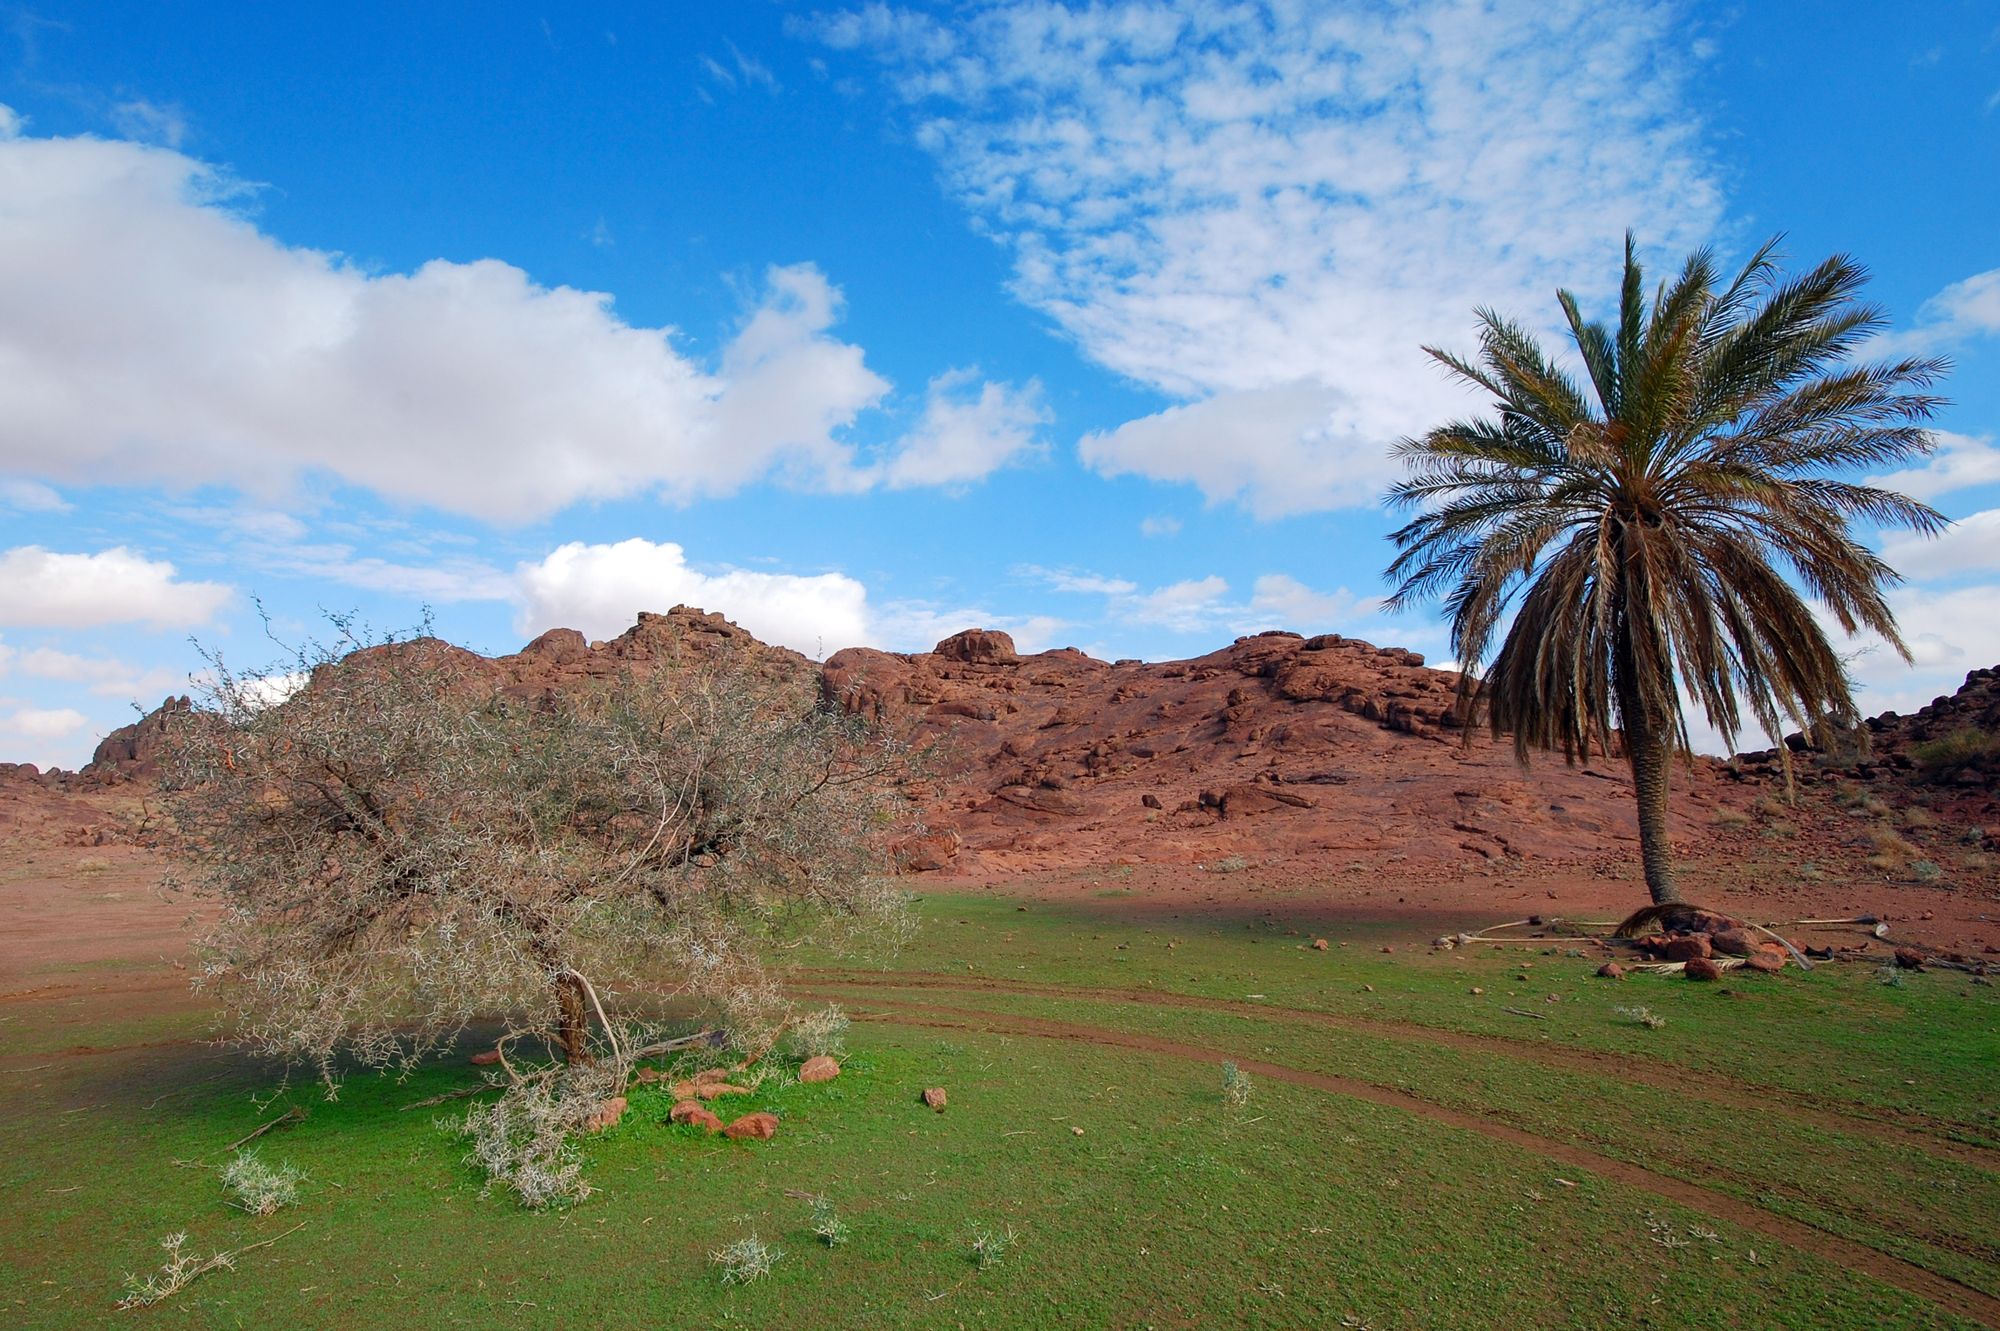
712 1234 781 1285
1222 1060 1253 1106
785 1004 851 1060
117 1232 237 1309
1616 1006 1668 1031
219 1149 302 1215
1711 807 1752 829
1911 728 2000 783
809 1195 850 1248
969 1222 1017 1270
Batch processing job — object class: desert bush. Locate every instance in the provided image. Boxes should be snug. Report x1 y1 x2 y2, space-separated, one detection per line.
1711 807 1751 829
1616 1005 1667 1030
1910 860 1943 882
1202 855 1250 874
809 1195 849 1247
783 1003 850 1060
1221 1060 1253 1106
160 614 915 1092
219 1150 302 1215
456 1064 624 1209
1902 805 1938 830
712 1234 781 1285
1911 728 2000 783
969 1222 1016 1270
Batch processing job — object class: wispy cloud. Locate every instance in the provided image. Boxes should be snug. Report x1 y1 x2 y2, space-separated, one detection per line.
809 0 1723 516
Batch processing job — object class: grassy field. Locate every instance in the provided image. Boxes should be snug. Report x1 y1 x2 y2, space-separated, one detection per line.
1 890 1994 1328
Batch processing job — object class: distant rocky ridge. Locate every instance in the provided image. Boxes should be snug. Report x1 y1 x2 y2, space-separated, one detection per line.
16 605 1996 879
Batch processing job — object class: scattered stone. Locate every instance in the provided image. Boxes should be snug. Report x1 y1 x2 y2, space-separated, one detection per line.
468 1048 502 1066
723 1111 779 1141
582 1095 628 1133
1469 986 1484 995
922 1087 948 1112
670 1101 724 1132
1380 945 1394 954
1663 934 1713 962
1743 949 1785 974
1893 948 1927 971
1710 929 1755 958
1596 962 1626 980
1312 938 1329 951
1432 935 1456 950
696 1082 753 1100
1070 1125 1085 1136
798 1056 841 1084
1684 957 1723 982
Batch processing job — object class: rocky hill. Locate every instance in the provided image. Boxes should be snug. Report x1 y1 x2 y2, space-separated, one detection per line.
24 606 1997 888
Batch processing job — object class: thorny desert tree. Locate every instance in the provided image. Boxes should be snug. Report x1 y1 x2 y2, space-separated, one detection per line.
164 618 913 1092
1385 235 1946 905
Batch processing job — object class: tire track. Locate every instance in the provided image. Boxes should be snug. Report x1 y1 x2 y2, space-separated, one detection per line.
802 969 2000 1171
844 996 2000 1328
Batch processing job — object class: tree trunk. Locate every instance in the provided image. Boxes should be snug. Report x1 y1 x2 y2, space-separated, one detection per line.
1623 711 1682 905
555 971 592 1064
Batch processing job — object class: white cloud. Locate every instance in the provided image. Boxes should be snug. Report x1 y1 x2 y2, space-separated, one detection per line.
514 539 871 657
0 547 231 629
0 478 70 512
1887 268 2000 351
0 104 22 139
1838 583 2000 720
1138 515 1181 538
0 705 87 739
4 645 186 699
1020 565 1138 597
0 129 1034 521
1880 508 2000 580
1080 381 1376 517
879 371 1047 488
814 0 1723 515
109 98 189 147
1060 568 1375 637
1870 431 2000 502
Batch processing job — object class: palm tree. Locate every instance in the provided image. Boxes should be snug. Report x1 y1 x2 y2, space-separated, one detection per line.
1383 236 1948 905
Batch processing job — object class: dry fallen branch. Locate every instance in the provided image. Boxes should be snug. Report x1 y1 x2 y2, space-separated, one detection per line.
224 1105 305 1154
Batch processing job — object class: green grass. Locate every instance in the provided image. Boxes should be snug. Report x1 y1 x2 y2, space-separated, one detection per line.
0 890 1993 1329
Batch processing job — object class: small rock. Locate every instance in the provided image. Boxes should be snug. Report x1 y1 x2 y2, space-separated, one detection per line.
1893 948 1926 970
1362 984 1374 992
1710 929 1755 958
1469 986 1484 995
1684 957 1723 982
922 1087 948 1112
723 1111 779 1141
696 1082 753 1100
669 1101 724 1132
798 1055 841 1084
1432 936 1456 950
1312 938 1329 951
582 1095 628 1133
469 1049 502 1066
1743 949 1785 974
1380 945 1394 954
1596 962 1626 980
1663 935 1712 962
1071 1125 1085 1136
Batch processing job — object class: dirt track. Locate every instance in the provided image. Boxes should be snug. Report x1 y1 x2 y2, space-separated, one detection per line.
832 993 2000 1328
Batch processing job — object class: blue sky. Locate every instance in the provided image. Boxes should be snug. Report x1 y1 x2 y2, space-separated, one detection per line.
1 1 1997 768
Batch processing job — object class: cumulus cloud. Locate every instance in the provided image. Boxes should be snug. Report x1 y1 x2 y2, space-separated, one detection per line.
878 371 1047 488
1880 508 2000 579
514 539 871 657
811 0 1723 514
1138 515 1181 538
1886 268 2000 351
0 547 231 629
3 645 187 699
0 705 87 739
1870 431 2000 503
0 122 1037 521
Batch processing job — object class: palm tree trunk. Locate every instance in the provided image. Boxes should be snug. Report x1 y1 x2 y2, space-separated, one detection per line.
1623 713 1682 905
